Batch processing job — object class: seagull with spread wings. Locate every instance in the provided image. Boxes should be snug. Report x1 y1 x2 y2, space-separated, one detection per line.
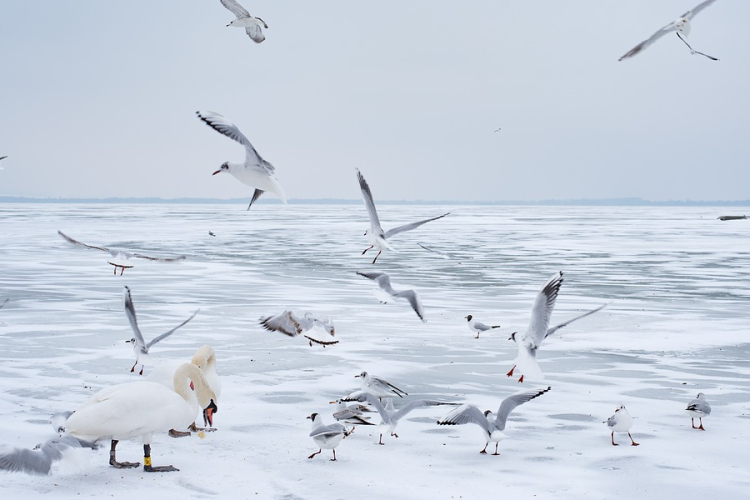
437 387 551 455
219 0 268 43
357 271 426 322
123 286 199 376
619 0 719 61
507 272 606 382
356 169 449 263
57 230 185 275
259 310 337 346
197 111 286 210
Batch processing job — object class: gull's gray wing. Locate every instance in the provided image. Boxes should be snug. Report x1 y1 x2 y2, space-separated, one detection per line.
356 169 384 236
131 252 186 262
384 212 450 239
370 376 409 397
146 309 200 349
123 286 146 349
246 24 265 43
606 414 618 429
340 392 389 422
259 310 303 337
0 435 94 475
524 272 563 349
494 386 551 431
686 397 711 415
357 271 394 294
618 22 675 61
0 155 7 161
220 0 250 18
395 289 426 322
392 400 459 422
437 404 491 434
196 111 274 174
544 303 606 340
58 230 110 253
310 423 347 438
683 0 719 20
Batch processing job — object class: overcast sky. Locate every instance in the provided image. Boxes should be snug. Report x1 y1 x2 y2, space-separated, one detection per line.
0 1 748 202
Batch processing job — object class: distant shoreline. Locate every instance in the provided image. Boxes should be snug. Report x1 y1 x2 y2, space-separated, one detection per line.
0 196 748 207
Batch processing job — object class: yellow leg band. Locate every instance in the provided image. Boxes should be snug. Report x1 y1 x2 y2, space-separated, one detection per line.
144 457 152 466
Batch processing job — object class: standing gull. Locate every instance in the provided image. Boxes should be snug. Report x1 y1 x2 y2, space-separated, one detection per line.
123 286 199 376
357 271 426 322
685 393 711 430
507 272 606 382
259 310 337 346
219 0 268 43
196 110 286 210
605 405 639 446
465 315 501 339
307 413 352 461
437 387 551 455
356 169 449 263
58 230 185 275
619 0 719 61
341 392 458 445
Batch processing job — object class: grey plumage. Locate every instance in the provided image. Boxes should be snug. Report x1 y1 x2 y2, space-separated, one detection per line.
259 310 336 346
357 271 426 322
686 393 711 430
0 435 96 475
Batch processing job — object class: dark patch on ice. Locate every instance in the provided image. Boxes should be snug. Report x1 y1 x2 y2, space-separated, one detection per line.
178 478 218 495
525 456 555 462
554 424 588 431
548 413 598 422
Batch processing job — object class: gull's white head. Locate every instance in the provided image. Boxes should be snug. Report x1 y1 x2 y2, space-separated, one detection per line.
213 162 230 176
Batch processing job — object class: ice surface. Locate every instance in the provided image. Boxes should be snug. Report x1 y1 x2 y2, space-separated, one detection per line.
0 203 748 498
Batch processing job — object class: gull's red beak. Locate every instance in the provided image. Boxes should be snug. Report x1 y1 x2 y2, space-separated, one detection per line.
212 170 222 176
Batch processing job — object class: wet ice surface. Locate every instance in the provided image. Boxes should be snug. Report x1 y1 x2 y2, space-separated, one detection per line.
0 203 748 499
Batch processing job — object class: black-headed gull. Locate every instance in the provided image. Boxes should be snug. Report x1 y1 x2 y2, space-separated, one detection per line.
685 393 711 430
356 169 449 263
341 392 458 445
219 0 267 43
0 434 96 475
352 371 408 399
507 271 606 382
330 400 376 426
437 387 551 455
259 310 337 346
196 110 286 210
357 271 426 322
307 413 352 461
57 230 185 275
465 315 501 339
619 0 719 61
605 405 639 446
123 286 199 376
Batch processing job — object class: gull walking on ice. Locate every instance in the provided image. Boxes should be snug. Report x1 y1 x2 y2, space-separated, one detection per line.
259 310 337 346
219 0 268 43
619 0 719 61
307 413 352 461
197 110 286 210
605 405 639 446
437 387 551 455
123 286 199 375
357 271 426 322
58 230 185 275
465 315 501 339
356 169 449 263
685 393 711 430
507 271 606 382
341 392 458 445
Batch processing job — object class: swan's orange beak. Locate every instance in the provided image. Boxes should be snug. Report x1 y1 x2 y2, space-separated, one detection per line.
203 399 218 427
190 381 195 391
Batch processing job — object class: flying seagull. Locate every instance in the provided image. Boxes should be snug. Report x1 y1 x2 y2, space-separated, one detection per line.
437 387 551 455
57 230 185 275
619 0 719 61
0 435 96 475
357 271 426 322
196 110 286 210
341 392 458 445
259 310 337 346
219 0 268 43
352 371 408 400
356 169 449 263
507 272 606 382
0 155 7 169
123 286 199 375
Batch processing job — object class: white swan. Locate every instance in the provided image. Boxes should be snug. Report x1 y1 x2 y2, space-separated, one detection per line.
64 363 217 472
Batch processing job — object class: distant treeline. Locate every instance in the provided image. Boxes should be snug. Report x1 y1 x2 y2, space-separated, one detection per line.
0 196 748 206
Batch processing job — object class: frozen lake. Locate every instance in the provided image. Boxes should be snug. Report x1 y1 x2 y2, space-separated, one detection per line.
0 203 748 499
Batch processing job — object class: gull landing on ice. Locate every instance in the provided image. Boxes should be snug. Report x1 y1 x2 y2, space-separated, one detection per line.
356 169 449 263
619 0 720 61
259 310 337 346
197 110 286 210
506 271 606 383
57 230 185 275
